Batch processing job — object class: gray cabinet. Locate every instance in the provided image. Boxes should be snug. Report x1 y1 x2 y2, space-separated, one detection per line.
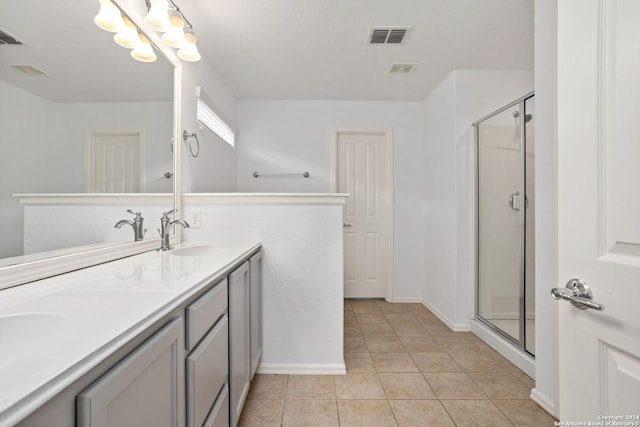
249 251 263 379
229 261 250 427
77 317 184 427
185 280 229 427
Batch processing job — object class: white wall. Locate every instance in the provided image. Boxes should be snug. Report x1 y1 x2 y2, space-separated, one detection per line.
180 55 237 193
182 195 346 373
421 70 534 328
0 80 172 258
532 0 557 415
236 100 425 299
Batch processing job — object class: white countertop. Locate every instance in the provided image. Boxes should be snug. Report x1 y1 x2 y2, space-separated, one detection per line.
0 241 260 426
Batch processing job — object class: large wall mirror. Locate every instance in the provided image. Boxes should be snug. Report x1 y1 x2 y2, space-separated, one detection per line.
0 0 178 288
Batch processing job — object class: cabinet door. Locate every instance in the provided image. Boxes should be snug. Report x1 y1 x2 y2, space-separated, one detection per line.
77 317 184 427
249 251 263 379
229 261 250 427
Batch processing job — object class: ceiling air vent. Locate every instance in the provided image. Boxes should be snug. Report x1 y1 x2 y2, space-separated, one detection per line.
389 62 417 74
5 64 48 76
368 27 411 45
0 29 23 45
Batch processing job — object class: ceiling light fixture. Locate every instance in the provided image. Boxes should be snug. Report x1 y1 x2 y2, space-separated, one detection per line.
93 0 201 63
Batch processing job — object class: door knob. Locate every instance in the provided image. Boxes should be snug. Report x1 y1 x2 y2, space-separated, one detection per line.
551 279 604 311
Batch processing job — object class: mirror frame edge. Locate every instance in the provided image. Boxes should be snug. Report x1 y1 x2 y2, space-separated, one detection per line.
0 0 184 291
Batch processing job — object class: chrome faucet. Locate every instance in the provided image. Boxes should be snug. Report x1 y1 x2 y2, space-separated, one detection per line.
157 209 190 251
114 209 147 241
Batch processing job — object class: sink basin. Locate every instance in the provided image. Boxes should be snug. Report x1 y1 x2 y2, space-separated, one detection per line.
0 313 69 367
170 245 222 257
0 313 68 344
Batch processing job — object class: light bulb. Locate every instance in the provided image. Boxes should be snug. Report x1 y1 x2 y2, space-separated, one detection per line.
177 32 201 62
131 34 157 62
144 0 171 32
162 15 187 48
114 16 139 49
94 0 124 32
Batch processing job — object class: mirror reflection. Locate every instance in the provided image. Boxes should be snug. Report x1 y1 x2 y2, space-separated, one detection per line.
0 0 174 263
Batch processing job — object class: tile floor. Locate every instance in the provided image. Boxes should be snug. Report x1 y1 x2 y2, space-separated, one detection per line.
238 300 556 426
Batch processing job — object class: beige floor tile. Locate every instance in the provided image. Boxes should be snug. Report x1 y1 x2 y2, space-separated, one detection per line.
507 366 535 389
344 312 358 325
282 399 339 426
378 372 436 399
344 336 368 353
403 303 432 314
344 324 363 337
365 336 406 352
399 336 444 353
334 373 386 399
390 400 455 427
449 352 506 372
434 336 484 352
237 399 284 427
344 303 354 313
286 375 336 399
337 400 397 427
440 400 513 426
493 399 557 426
410 352 462 373
247 374 287 400
422 323 456 336
371 352 419 372
423 372 487 399
375 301 410 314
383 313 415 324
360 323 396 337
468 372 531 399
356 312 388 325
391 322 428 337
344 352 377 372
411 312 441 323
351 301 382 314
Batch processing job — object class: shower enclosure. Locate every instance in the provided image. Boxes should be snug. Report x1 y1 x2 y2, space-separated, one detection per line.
474 93 535 356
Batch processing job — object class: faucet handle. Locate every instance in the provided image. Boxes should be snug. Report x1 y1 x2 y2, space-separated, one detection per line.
126 209 142 218
161 209 177 219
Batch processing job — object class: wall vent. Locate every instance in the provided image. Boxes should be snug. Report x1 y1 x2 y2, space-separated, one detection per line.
368 27 411 45
389 62 417 74
0 29 23 45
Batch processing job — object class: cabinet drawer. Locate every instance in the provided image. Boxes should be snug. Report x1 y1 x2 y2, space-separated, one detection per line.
186 315 228 427
203 384 229 427
186 279 227 351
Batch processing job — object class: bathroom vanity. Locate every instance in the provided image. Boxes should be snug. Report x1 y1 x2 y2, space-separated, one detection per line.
0 242 262 427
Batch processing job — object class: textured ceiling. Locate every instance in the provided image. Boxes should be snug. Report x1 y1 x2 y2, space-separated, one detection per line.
181 0 534 101
0 1 533 103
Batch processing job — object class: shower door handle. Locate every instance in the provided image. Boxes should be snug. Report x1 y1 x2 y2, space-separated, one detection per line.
508 192 521 210
551 279 605 311
508 192 529 210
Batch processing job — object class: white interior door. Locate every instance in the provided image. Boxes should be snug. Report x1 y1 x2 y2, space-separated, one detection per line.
336 130 392 299
556 0 640 419
86 130 143 193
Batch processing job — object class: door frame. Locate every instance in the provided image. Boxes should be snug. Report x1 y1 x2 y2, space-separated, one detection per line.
330 128 394 301
85 129 145 193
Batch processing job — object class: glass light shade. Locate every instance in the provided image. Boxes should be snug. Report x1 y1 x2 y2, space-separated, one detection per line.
177 33 201 62
144 0 171 32
94 0 124 32
162 15 187 48
131 34 157 62
114 16 139 49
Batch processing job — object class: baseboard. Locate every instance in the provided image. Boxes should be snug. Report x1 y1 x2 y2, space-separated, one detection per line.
386 297 422 303
421 299 471 332
530 388 556 417
256 362 347 375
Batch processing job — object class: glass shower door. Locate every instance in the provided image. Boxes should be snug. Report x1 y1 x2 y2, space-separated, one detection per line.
477 106 523 345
